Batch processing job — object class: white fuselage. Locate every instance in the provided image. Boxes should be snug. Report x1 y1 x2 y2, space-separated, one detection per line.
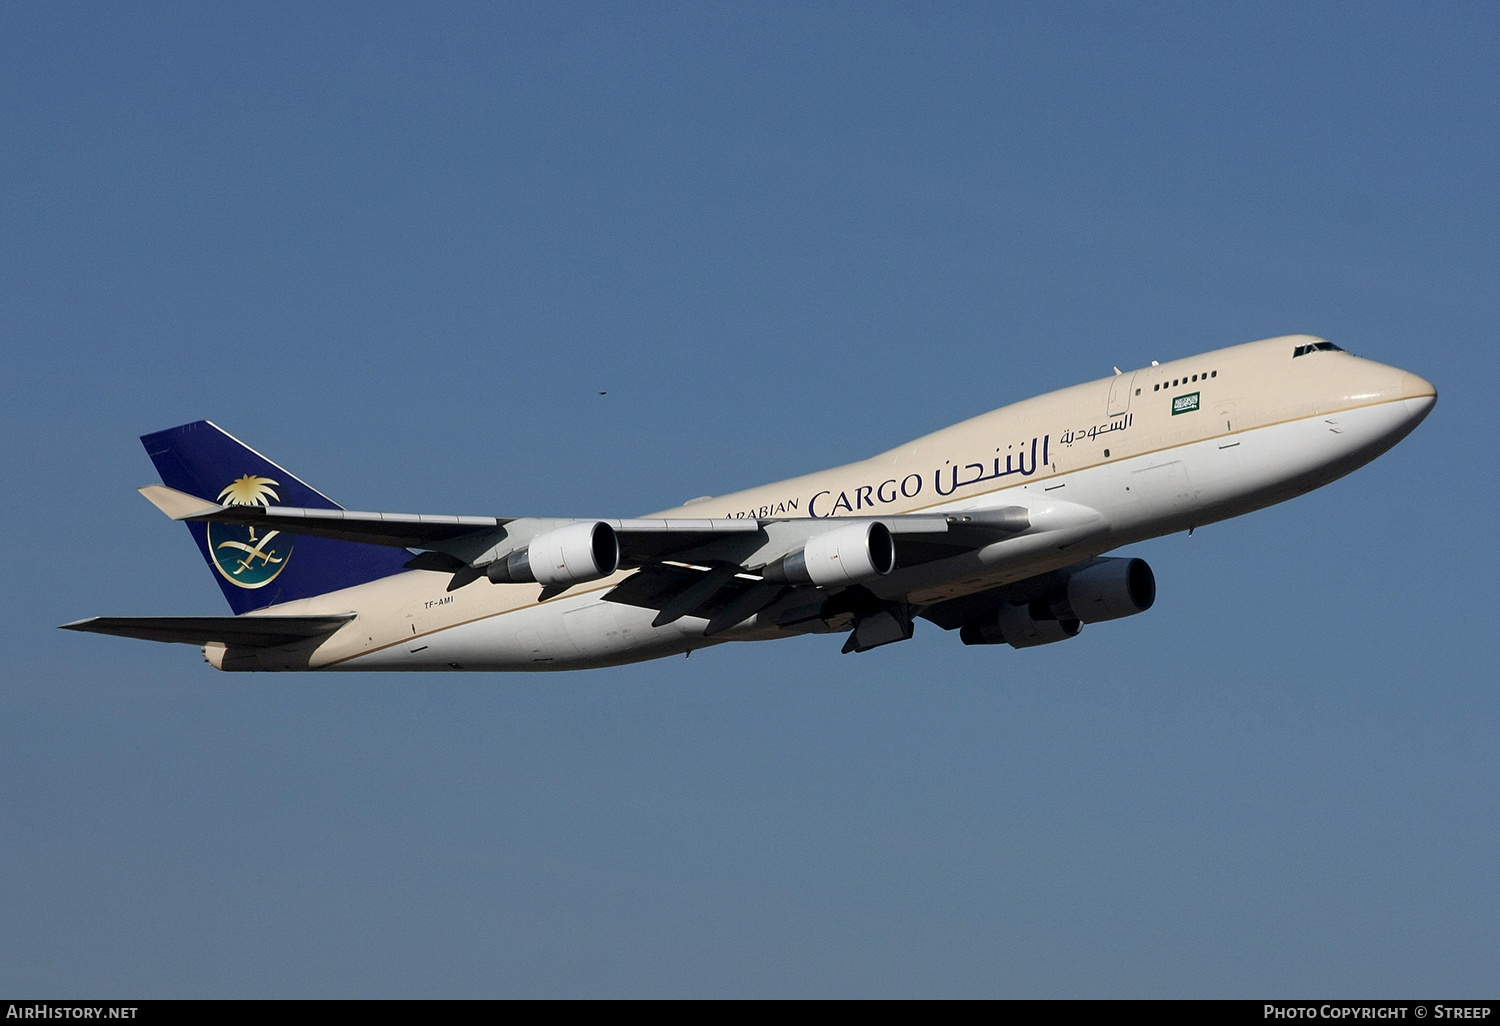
216 335 1435 672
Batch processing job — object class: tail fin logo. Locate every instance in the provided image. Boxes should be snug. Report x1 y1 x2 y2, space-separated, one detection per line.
207 474 294 589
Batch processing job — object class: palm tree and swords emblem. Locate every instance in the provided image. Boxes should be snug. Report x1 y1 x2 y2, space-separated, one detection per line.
207 474 293 588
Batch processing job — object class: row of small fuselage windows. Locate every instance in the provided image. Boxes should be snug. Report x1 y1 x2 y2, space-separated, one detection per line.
1135 370 1217 396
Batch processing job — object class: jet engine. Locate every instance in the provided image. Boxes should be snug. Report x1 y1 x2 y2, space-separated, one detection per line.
760 521 895 587
1035 557 1155 624
485 521 620 586
960 603 1082 648
958 557 1155 649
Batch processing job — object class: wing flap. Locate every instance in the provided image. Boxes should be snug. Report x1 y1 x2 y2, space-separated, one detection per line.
60 614 356 647
611 518 762 534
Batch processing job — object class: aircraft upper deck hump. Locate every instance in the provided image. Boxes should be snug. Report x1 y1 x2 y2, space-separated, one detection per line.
140 421 412 615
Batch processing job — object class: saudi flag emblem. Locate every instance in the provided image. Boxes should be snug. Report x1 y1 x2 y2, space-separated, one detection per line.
1172 392 1201 416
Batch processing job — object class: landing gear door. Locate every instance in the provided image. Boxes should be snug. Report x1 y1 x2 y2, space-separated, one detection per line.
1108 372 1137 416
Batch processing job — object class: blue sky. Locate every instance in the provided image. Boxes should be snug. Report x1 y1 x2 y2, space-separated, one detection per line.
3 1 1496 996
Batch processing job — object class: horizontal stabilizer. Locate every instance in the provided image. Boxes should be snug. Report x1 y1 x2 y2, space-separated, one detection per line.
139 484 221 520
60 614 356 648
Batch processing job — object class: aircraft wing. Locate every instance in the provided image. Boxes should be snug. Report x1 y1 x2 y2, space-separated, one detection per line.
60 614 356 647
140 484 797 555
139 484 507 547
140 485 1024 556
137 484 1090 603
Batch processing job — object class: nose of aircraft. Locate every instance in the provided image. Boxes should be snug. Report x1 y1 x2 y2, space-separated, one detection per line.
1400 371 1438 424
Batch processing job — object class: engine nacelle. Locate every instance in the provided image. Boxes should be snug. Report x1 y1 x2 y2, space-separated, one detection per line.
761 521 895 587
485 521 619 586
1040 557 1155 623
960 603 1082 649
959 557 1155 648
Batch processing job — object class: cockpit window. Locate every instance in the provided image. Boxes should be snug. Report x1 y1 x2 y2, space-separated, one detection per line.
1293 341 1348 358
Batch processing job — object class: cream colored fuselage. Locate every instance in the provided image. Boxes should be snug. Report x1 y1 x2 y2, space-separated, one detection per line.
217 335 1436 671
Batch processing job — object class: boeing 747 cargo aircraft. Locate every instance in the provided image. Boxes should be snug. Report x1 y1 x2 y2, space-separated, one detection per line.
64 335 1436 671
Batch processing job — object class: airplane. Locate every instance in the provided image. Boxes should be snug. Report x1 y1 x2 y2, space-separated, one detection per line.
63 334 1436 672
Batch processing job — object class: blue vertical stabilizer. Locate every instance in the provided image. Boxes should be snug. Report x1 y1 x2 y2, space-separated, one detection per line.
141 421 412 614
